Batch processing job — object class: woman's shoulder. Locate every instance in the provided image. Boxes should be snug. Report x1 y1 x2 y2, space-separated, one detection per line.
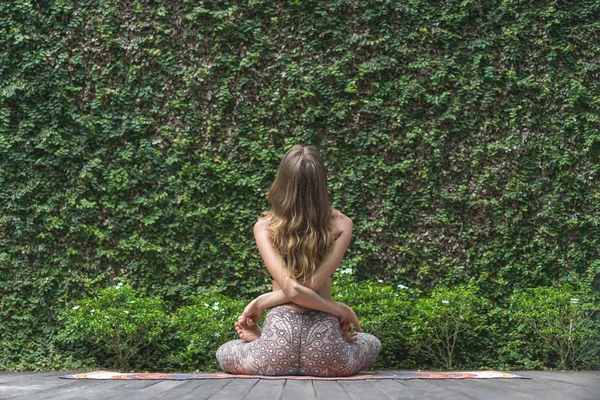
255 213 272 230
255 209 351 233
330 208 352 235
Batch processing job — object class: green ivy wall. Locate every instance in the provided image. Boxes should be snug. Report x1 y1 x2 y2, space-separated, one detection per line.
1 0 599 369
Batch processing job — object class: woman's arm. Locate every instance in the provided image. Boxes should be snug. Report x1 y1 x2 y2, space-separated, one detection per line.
255 290 287 309
238 290 288 326
240 290 361 332
247 214 353 312
253 219 344 318
251 217 361 330
307 214 353 291
254 214 353 293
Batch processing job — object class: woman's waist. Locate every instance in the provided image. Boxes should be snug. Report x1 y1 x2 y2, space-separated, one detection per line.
276 297 333 311
279 302 311 312
271 303 335 315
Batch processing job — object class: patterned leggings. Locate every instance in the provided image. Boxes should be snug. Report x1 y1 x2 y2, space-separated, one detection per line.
216 305 381 376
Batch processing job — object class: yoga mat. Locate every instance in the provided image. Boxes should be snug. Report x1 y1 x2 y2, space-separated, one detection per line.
60 370 531 380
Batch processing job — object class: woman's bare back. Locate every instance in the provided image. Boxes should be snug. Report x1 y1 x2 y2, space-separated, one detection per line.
270 208 346 311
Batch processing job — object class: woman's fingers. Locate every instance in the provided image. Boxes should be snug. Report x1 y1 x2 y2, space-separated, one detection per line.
344 307 361 332
238 314 252 326
338 308 363 332
338 302 363 332
351 313 362 332
341 330 358 342
341 317 362 333
341 320 349 331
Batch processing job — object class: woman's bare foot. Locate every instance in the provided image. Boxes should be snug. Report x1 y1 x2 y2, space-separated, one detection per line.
342 330 358 342
341 320 358 342
235 319 262 342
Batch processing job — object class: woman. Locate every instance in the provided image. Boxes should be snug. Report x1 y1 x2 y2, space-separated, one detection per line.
216 144 381 376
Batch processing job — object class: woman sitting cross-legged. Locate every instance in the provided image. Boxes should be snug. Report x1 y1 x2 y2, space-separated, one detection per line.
216 144 381 377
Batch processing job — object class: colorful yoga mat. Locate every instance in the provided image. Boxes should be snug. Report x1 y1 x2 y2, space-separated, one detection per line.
60 370 531 381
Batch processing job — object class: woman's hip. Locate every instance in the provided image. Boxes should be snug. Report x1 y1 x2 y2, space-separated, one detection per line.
261 306 343 344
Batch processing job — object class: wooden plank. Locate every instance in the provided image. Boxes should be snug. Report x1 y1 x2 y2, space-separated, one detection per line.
4 380 127 400
122 380 157 387
427 380 518 400
394 379 472 399
244 379 285 400
368 380 421 400
0 377 83 397
106 380 159 391
512 374 597 396
121 380 190 400
524 371 600 388
281 380 317 400
0 371 67 384
352 380 406 400
175 379 232 400
155 381 213 400
313 380 347 399
151 381 212 400
208 378 258 400
468 377 598 400
338 380 391 400
0 370 86 393
1 380 106 400
51 380 142 400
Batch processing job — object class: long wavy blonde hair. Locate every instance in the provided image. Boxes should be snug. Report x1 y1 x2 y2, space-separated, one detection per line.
260 144 340 284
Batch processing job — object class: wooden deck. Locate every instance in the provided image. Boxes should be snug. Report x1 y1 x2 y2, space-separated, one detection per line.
0 370 598 399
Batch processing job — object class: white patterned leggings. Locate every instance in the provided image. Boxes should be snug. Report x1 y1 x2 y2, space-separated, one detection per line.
216 305 381 376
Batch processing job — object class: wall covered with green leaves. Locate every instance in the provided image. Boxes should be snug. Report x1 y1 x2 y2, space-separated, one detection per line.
1 0 598 370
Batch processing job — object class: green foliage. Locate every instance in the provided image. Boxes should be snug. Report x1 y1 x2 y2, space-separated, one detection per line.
508 285 600 370
44 279 600 372
57 283 169 371
1 0 599 370
168 294 248 372
408 284 490 369
332 273 414 368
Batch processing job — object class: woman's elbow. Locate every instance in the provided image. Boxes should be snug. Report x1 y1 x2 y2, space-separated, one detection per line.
283 283 301 302
307 277 325 291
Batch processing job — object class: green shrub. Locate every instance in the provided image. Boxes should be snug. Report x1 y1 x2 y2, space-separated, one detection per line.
168 293 247 372
508 285 600 370
494 305 554 370
408 284 490 370
333 273 414 368
57 283 169 371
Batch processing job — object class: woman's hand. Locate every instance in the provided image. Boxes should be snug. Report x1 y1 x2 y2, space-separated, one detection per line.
239 298 264 327
335 301 362 332
340 320 358 342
